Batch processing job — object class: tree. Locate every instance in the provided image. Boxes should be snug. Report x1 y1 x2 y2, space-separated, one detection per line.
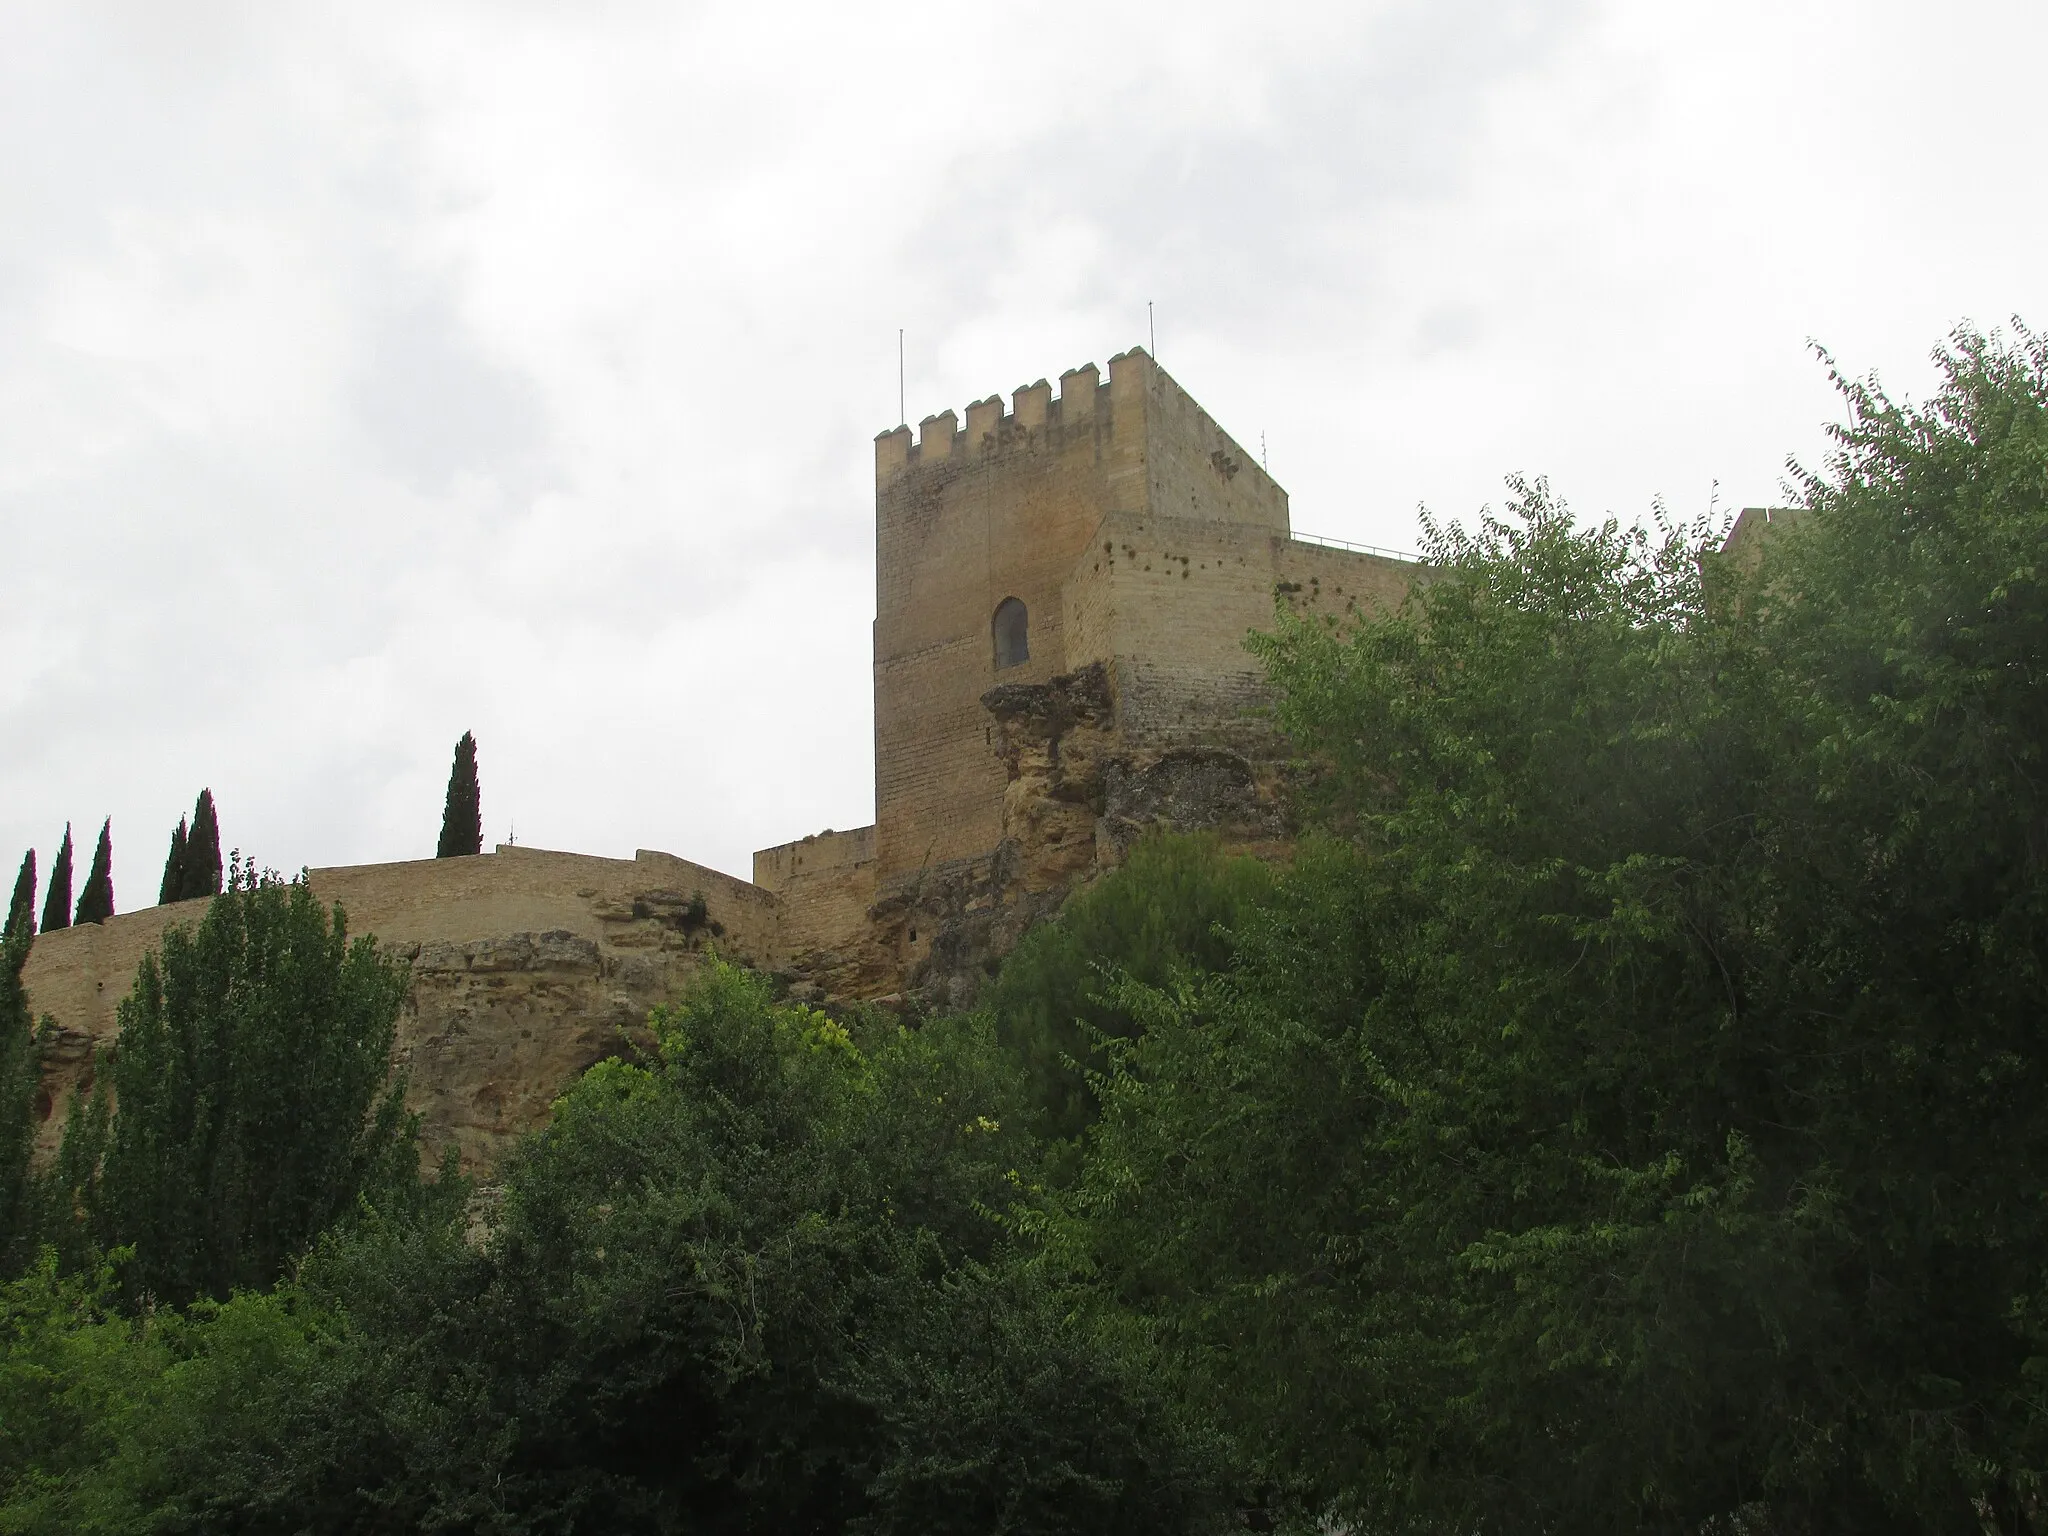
37 828 70 936
3 852 32 943
72 819 113 926
0 932 45 1279
2 962 1226 1532
75 863 418 1304
1064 324 2048 1533
983 832 1272 1143
157 791 223 906
435 732 481 858
184 789 221 900
157 817 188 905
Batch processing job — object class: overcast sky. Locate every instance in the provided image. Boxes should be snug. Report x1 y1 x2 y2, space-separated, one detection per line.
2 0 2042 900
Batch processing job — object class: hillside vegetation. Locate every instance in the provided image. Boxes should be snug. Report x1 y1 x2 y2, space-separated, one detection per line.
4 323 2048 1534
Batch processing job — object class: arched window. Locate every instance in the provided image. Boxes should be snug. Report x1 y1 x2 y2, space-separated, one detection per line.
992 597 1029 670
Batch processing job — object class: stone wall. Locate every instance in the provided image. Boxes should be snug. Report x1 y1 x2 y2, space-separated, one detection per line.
21 845 775 1171
18 350 1438 1173
753 826 886 1003
871 348 1292 889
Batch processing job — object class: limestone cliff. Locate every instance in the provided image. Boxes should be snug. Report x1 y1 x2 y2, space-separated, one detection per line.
21 847 773 1172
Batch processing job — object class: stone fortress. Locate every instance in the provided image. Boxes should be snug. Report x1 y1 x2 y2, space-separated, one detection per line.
22 347 1418 1168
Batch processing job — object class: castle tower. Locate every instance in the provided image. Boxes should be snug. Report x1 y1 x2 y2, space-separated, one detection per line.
870 347 1290 886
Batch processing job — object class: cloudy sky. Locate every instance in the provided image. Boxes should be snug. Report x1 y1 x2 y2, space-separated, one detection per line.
2 0 2041 901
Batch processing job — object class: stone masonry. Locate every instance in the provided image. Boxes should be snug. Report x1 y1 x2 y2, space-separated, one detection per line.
22 348 1421 1167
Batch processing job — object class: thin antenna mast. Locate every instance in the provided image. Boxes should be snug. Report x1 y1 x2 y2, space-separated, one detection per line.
898 329 906 426
1148 301 1155 358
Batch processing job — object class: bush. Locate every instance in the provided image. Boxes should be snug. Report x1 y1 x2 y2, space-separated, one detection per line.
59 864 418 1306
1064 325 2048 1532
983 833 1272 1142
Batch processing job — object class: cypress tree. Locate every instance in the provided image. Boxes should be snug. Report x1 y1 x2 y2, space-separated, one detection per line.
74 818 114 926
436 731 482 858
3 851 32 942
39 826 72 934
158 817 189 905
185 788 222 899
1 923 43 1279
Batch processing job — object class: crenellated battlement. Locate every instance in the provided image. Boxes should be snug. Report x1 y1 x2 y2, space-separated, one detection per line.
875 350 1162 482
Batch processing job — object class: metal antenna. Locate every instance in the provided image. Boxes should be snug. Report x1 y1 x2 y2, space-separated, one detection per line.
898 329 906 426
1262 429 1268 470
1148 301 1156 358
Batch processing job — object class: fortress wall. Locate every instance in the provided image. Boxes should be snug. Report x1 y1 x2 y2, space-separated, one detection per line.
1720 506 1805 573
774 858 877 959
1272 539 1420 626
875 637 1010 884
753 824 876 891
873 348 1321 887
1060 523 1421 755
754 826 882 987
1124 350 1290 534
768 857 882 997
21 845 782 1170
873 362 1144 884
1063 512 1290 749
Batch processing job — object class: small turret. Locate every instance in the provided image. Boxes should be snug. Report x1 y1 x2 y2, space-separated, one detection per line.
1058 364 1099 424
965 394 1005 445
1013 379 1051 429
918 409 958 459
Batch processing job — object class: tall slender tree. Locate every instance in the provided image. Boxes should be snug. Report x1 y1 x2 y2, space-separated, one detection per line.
185 788 222 899
4 851 32 942
74 818 114 926
39 826 72 934
158 817 189 905
436 732 482 858
0 925 43 1278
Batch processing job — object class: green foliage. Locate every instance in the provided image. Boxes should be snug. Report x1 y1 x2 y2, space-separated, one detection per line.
153 820 185 907
983 833 1272 1140
1063 323 2048 1532
0 962 1223 1532
436 730 482 858
36 829 69 937
158 791 224 907
182 790 220 902
3 855 31 944
71 821 111 928
16 320 2047 1534
278 962 1215 1532
0 1250 343 1533
71 863 418 1306
0 936 46 1282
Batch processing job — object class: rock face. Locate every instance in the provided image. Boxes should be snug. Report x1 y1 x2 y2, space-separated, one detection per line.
20 847 774 1172
808 660 1299 1017
21 350 1435 1175
394 930 675 1170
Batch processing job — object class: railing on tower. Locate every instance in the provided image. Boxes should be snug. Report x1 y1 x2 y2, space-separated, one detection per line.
1290 530 1421 563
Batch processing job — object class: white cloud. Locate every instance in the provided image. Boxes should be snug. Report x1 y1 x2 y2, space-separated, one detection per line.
1 0 2043 901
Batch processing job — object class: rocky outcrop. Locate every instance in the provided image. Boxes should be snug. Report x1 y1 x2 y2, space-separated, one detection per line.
984 660 1293 868
20 846 772 1173
391 928 702 1168
818 662 1297 1016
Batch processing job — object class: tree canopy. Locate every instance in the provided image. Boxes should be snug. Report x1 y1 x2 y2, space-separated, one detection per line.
71 820 112 927
3 853 32 943
61 864 418 1305
36 828 70 936
5 321 2048 1534
1060 323 2048 1533
157 790 224 906
154 818 186 906
436 731 482 858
